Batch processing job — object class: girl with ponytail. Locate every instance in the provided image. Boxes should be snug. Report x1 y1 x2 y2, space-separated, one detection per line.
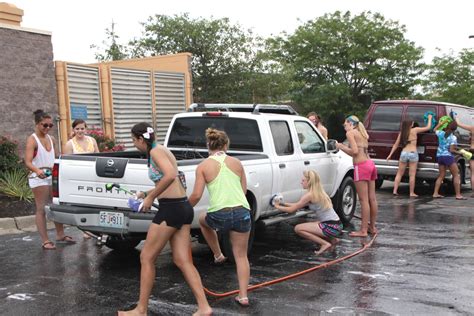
336 115 378 237
274 170 342 255
120 122 212 316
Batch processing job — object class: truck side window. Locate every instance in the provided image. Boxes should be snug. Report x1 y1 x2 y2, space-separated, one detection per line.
406 106 436 130
294 121 325 153
369 105 403 131
270 121 294 156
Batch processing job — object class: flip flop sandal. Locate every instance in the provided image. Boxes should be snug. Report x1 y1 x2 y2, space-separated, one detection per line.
42 241 56 250
56 235 76 244
234 296 249 307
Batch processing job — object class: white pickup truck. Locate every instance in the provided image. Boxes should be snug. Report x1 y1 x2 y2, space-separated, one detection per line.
46 104 356 254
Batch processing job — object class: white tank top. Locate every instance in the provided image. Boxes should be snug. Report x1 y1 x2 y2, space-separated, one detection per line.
31 133 55 169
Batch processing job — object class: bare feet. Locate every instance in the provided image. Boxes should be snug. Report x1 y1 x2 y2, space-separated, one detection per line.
409 194 418 198
83 233 92 239
193 307 213 315
349 230 368 237
368 226 378 235
432 195 444 199
392 192 399 196
117 308 146 316
314 242 332 255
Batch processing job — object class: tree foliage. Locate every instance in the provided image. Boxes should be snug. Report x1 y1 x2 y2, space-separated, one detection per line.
267 11 424 119
421 49 474 107
90 22 128 62
127 14 289 103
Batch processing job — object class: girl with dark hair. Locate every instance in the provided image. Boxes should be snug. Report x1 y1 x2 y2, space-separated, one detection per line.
189 128 252 307
24 110 75 250
432 120 466 200
386 115 433 197
336 115 378 237
64 119 99 239
119 122 212 316
64 119 99 155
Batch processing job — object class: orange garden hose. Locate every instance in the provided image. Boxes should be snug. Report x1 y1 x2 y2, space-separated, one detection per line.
202 232 378 298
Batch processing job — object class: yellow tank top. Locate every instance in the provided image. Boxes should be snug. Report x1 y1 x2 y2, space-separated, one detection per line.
72 136 95 153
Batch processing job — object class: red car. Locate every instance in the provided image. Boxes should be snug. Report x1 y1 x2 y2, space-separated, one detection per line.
364 100 474 188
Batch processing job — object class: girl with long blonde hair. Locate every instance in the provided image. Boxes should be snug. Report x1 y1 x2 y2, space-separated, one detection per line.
336 115 378 237
274 170 342 255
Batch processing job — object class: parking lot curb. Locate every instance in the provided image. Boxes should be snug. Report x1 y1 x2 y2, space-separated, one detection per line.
0 215 54 235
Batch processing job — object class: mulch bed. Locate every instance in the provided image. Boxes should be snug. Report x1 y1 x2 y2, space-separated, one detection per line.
0 194 35 218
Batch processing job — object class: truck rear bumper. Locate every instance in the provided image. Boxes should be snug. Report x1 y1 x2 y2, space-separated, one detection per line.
45 204 155 235
374 159 452 181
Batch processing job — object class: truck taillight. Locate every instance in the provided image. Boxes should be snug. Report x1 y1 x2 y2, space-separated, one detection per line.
52 163 59 198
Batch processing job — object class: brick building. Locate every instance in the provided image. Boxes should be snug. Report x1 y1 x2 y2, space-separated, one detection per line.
0 3 58 157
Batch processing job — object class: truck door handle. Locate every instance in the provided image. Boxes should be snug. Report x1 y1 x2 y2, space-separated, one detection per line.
304 161 310 165
279 163 286 169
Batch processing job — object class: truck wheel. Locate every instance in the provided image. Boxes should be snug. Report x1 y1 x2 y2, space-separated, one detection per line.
375 178 384 190
105 236 142 252
218 204 256 262
334 176 356 224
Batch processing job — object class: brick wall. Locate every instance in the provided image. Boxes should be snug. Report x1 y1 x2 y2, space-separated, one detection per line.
0 26 58 158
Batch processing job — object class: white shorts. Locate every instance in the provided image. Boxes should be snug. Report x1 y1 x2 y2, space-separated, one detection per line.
28 177 52 189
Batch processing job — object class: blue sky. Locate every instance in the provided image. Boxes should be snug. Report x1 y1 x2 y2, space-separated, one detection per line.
12 0 474 64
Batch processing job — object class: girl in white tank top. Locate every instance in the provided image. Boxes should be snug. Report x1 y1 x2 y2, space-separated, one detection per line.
28 133 55 188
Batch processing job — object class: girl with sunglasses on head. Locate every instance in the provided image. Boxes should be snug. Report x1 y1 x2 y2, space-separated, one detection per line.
336 115 378 237
118 122 212 316
24 109 75 250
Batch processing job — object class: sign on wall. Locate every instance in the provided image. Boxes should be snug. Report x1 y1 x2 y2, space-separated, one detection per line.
70 103 88 120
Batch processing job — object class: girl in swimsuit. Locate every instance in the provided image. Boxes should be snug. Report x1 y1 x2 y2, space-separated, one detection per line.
387 115 433 197
336 115 378 237
454 116 474 196
118 122 212 316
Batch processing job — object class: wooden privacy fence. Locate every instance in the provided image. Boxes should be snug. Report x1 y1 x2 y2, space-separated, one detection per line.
55 61 189 150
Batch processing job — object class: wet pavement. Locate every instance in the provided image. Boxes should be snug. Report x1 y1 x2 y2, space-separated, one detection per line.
1 182 473 315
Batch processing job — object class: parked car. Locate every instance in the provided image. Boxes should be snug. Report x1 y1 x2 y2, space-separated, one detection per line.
364 100 474 189
46 104 356 255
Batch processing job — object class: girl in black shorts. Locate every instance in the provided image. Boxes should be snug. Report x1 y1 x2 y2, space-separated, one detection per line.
118 122 212 316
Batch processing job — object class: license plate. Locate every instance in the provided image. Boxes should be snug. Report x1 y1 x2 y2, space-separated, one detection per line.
417 146 425 154
99 211 125 228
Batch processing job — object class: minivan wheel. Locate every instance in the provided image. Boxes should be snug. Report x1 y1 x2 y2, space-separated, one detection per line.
334 176 356 224
375 178 384 190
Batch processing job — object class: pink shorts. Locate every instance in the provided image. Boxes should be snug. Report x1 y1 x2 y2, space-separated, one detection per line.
354 159 378 182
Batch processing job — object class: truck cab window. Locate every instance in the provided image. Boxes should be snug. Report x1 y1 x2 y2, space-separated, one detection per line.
295 121 325 153
369 105 403 131
269 121 294 156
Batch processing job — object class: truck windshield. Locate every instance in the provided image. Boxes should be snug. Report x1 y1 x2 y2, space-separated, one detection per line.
167 117 263 152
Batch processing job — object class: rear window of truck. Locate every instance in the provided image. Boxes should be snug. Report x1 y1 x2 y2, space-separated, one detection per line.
167 117 263 152
369 105 403 131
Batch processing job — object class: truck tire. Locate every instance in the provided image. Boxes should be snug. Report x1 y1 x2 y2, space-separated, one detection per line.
218 198 256 262
105 236 142 252
333 176 356 224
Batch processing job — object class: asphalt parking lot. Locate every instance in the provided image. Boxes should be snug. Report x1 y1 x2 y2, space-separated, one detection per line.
0 182 473 315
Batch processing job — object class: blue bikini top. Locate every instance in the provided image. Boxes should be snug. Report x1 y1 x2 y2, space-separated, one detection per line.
148 143 164 183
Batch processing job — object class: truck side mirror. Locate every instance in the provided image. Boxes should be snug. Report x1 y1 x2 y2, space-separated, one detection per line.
326 139 339 153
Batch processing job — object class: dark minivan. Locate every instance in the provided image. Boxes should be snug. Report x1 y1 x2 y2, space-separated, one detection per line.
364 100 474 188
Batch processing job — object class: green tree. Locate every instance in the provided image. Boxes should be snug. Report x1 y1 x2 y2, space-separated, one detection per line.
421 49 474 106
91 21 128 62
128 14 287 103
268 11 424 119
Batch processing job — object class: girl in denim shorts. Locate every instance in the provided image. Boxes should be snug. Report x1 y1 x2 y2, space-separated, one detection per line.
189 128 252 307
274 170 342 256
386 115 433 197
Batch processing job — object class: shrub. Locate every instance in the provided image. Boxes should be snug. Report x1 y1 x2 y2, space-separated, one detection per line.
0 135 21 174
87 127 125 152
0 168 33 202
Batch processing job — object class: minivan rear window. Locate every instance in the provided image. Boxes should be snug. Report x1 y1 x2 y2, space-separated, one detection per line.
369 105 403 131
167 117 263 152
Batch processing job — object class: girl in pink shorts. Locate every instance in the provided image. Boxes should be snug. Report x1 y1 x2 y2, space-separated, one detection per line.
337 115 378 237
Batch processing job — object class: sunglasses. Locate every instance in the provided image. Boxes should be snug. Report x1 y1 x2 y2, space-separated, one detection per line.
42 123 54 128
